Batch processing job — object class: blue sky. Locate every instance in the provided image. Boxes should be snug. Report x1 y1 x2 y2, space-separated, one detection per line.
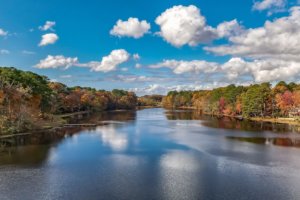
1 0 300 95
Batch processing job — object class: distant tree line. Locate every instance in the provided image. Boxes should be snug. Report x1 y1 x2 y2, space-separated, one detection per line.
0 67 137 133
137 95 163 107
162 82 300 118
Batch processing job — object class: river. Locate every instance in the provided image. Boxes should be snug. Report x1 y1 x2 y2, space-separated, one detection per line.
1 108 300 200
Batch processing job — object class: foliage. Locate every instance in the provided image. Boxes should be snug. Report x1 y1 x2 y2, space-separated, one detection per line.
0 67 137 134
137 95 163 107
163 82 300 118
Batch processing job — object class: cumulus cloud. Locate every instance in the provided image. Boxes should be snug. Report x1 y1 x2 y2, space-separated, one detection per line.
0 28 8 36
88 49 130 72
34 49 131 72
39 21 56 31
148 55 300 84
110 17 150 38
150 59 219 74
130 84 168 95
137 84 167 94
221 57 300 82
205 7 300 61
201 6 300 83
35 55 79 69
39 33 59 46
155 5 243 47
216 19 244 38
0 49 10 55
155 5 217 47
253 0 286 14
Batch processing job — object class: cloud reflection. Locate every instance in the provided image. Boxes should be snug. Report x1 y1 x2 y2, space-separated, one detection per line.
160 150 200 171
96 125 128 151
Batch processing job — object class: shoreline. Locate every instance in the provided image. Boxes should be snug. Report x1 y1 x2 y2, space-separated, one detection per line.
2 107 300 138
249 117 300 126
0 107 158 138
0 109 135 138
0 111 89 139
172 106 300 126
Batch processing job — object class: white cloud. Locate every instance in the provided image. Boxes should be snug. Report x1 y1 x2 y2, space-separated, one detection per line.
87 49 130 72
88 49 130 72
222 57 300 83
155 5 243 47
34 49 131 72
221 57 249 80
110 17 150 38
150 59 219 74
149 55 300 84
39 33 59 46
205 7 300 61
133 53 140 60
0 28 8 36
0 49 10 55
135 63 142 68
253 0 286 14
39 21 56 31
35 55 78 69
130 84 167 95
216 19 244 38
155 5 217 47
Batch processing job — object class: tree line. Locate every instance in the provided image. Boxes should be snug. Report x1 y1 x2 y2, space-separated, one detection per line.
162 82 300 118
2 66 300 133
0 67 137 133
137 95 163 107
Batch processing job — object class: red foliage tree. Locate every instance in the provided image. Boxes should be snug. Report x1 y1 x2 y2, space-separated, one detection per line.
276 91 294 115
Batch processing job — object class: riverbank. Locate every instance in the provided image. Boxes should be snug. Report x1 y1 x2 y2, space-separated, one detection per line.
136 105 162 109
250 117 300 126
171 106 300 126
0 108 140 138
0 111 90 138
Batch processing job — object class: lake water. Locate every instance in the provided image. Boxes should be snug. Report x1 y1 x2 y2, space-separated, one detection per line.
1 108 300 200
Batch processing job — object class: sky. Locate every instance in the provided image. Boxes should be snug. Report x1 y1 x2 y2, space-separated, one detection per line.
1 0 300 95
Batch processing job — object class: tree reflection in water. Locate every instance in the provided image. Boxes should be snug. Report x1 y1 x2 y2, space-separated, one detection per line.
165 109 300 133
0 110 137 165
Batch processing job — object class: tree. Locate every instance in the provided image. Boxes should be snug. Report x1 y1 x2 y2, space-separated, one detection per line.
241 83 271 117
219 97 226 114
276 91 294 115
0 67 139 134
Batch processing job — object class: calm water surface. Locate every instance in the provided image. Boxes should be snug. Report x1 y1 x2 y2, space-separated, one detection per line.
1 108 300 200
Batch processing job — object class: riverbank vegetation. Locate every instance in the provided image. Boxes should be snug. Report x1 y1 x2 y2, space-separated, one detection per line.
0 67 137 134
2 67 300 134
162 82 300 121
137 95 163 107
